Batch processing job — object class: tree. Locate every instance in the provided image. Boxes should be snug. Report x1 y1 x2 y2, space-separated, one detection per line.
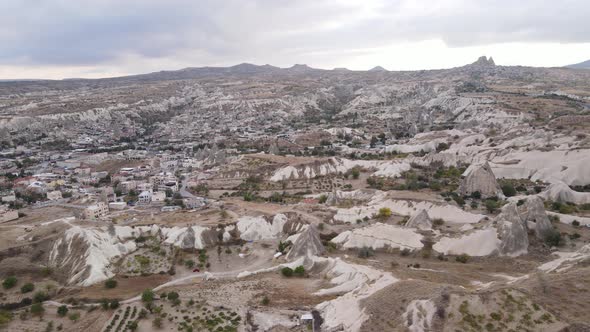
109 299 120 309
142 289 155 304
377 207 392 219
318 194 328 204
57 305 68 317
30 303 45 317
104 279 117 289
2 276 17 289
281 267 293 277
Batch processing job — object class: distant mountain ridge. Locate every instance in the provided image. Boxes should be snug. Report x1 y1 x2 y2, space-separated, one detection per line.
566 59 590 69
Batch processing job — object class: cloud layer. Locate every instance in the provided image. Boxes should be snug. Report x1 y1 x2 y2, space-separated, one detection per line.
1 0 589 78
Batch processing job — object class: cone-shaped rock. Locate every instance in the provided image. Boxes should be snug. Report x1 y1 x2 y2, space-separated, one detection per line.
405 209 432 230
459 162 501 198
521 196 553 240
497 203 528 256
286 225 325 260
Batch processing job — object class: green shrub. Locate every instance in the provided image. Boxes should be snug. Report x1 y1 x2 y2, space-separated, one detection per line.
57 305 68 317
351 167 360 179
318 194 328 204
0 310 12 326
261 296 270 305
544 230 562 247
455 254 470 264
2 276 17 289
471 191 481 199
33 291 49 303
501 184 516 197
572 220 580 227
31 303 45 317
104 279 117 289
68 312 80 321
167 291 179 301
20 283 34 293
294 266 305 277
109 299 119 309
142 289 155 303
485 200 499 213
281 267 293 277
358 246 375 259
377 207 392 219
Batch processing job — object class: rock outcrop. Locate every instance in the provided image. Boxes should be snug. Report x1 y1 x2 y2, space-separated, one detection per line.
459 162 502 198
496 203 529 256
540 181 590 205
472 56 495 66
405 209 432 230
521 196 553 240
286 225 325 260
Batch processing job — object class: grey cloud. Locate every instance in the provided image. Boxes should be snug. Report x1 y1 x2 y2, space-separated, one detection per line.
1 0 589 67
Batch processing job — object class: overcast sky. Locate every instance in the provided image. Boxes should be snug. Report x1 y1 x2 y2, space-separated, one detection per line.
1 0 590 79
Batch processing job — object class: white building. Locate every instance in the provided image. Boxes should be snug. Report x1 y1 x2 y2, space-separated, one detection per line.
138 190 152 204
83 202 109 220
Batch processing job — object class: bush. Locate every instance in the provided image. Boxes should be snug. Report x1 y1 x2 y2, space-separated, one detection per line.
471 191 481 199
68 312 80 321
377 207 392 219
294 266 305 277
358 246 374 259
2 277 17 289
281 267 294 277
453 196 465 206
318 195 328 204
57 305 68 317
455 254 470 264
153 317 162 328
30 303 45 317
485 200 499 213
184 259 195 269
501 184 517 197
572 220 580 227
400 248 411 256
261 296 270 305
544 230 562 247
351 168 360 179
142 289 155 303
33 291 49 303
20 283 34 293
167 291 179 301
0 311 11 327
104 279 117 289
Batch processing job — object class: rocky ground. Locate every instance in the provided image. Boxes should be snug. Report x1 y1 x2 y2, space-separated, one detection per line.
1 59 590 331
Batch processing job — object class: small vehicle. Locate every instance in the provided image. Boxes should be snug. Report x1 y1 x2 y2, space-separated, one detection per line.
192 268 200 273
